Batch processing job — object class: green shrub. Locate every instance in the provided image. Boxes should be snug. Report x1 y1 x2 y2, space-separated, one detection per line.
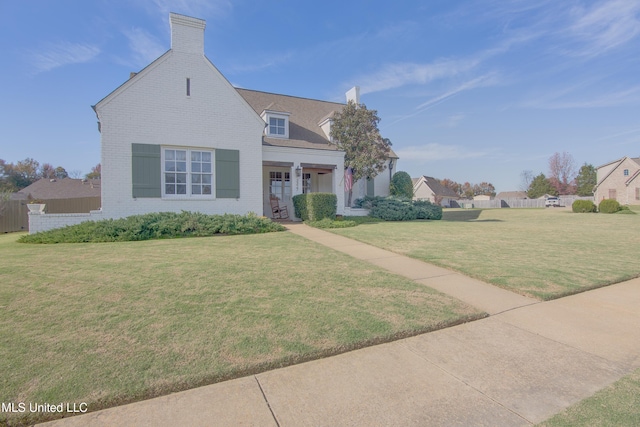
413 200 443 220
307 193 337 221
293 193 336 221
599 199 621 214
354 195 386 209
365 196 442 221
616 205 637 214
306 218 357 228
390 171 414 199
572 199 597 213
18 212 285 244
369 197 415 221
292 194 308 220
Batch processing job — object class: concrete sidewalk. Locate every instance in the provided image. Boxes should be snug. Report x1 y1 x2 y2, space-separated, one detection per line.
39 225 640 426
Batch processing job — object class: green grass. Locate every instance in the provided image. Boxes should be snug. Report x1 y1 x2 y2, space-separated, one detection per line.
330 208 640 300
538 368 640 426
0 232 480 426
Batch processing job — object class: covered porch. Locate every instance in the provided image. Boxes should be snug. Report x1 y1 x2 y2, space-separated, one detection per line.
262 147 345 219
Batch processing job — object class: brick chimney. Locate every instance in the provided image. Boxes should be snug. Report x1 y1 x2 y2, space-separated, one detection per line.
170 13 206 54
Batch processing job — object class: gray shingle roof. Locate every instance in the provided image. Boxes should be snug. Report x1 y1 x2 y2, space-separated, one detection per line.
237 88 343 151
236 88 399 158
420 176 460 198
12 178 101 200
495 191 528 199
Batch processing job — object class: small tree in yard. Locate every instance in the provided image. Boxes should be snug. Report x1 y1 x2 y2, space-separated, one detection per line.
390 171 413 199
527 173 557 198
548 152 577 195
575 163 596 196
330 100 392 206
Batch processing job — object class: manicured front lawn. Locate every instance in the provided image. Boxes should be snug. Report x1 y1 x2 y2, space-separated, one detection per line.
538 367 640 426
0 232 480 425
333 208 640 300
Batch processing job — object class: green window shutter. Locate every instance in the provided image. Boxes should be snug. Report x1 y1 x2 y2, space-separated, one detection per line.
367 177 375 197
132 144 161 198
216 149 240 198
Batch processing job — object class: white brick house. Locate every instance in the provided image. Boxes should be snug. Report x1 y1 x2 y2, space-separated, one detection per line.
30 13 396 232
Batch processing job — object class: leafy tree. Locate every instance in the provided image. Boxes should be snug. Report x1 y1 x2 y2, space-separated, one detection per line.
527 173 557 198
575 163 596 196
0 190 11 217
54 166 69 179
473 182 496 197
439 178 462 196
390 171 413 198
330 100 392 206
40 163 57 179
85 163 101 179
461 182 474 199
0 159 13 192
548 152 577 195
7 158 40 190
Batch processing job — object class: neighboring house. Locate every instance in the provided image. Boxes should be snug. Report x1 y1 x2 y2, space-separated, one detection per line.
473 195 492 201
31 13 397 233
495 191 528 199
412 176 459 207
12 178 101 214
12 178 101 201
594 156 640 205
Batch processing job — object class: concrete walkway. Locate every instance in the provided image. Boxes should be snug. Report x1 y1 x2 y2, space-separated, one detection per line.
39 225 640 426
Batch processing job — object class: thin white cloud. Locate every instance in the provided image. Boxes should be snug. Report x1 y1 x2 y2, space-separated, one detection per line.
29 41 100 73
388 73 499 125
396 143 487 162
566 0 640 57
358 58 480 95
225 51 295 74
523 82 640 109
443 113 465 128
124 27 166 68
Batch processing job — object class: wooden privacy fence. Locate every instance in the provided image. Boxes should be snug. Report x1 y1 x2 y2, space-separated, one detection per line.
452 196 594 209
0 197 101 233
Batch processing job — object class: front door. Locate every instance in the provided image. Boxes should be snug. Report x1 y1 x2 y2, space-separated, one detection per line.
264 169 292 218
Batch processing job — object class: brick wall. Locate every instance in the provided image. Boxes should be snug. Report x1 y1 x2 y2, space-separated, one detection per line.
29 210 104 234
95 47 265 220
595 157 640 205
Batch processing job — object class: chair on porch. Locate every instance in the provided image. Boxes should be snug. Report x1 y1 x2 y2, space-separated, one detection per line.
270 195 289 219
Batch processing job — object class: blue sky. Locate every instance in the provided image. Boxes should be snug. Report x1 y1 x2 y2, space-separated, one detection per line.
1 0 639 192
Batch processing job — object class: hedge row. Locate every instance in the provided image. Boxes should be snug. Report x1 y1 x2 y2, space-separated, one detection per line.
355 196 442 221
18 211 285 244
292 193 337 221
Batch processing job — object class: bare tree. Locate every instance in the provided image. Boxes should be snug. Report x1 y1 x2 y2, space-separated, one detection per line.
520 170 534 192
68 169 83 179
548 152 577 195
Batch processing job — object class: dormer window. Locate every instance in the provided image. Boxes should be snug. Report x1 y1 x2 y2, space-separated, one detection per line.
261 108 290 139
269 117 286 136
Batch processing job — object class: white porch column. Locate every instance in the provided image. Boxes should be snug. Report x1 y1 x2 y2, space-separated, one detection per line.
292 163 302 197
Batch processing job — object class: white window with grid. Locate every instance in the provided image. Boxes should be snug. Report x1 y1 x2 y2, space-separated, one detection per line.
269 117 286 136
163 148 213 197
269 171 291 201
